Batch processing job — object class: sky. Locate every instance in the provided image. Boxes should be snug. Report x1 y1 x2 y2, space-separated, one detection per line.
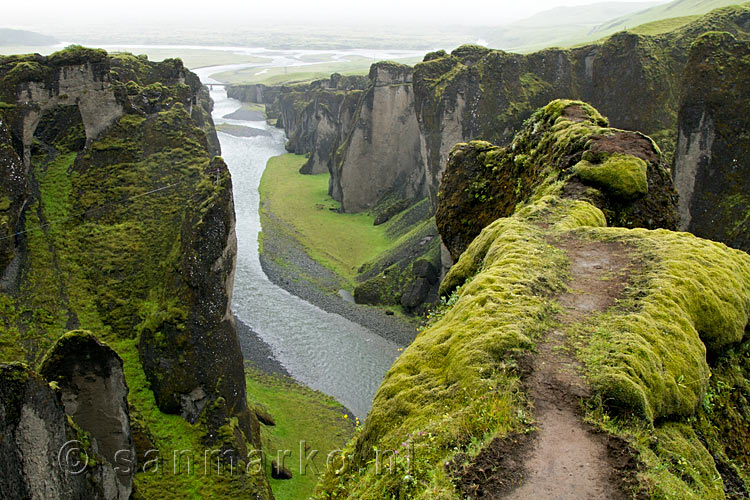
6 0 665 28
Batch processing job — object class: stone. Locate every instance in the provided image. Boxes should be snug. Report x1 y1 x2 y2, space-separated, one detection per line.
271 459 293 479
401 277 431 309
39 331 135 500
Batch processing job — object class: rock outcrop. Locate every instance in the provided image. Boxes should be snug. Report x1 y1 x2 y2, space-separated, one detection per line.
39 331 134 500
1 360 130 500
673 31 750 252
316 99 750 500
437 101 679 260
333 62 425 212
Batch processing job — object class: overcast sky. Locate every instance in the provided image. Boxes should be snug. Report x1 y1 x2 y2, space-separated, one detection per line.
7 0 664 28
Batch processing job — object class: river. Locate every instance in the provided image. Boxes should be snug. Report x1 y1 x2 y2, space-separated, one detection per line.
194 61 401 419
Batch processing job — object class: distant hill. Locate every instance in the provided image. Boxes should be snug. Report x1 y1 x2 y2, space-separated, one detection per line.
589 0 745 35
514 1 661 27
0 28 56 46
480 1 663 51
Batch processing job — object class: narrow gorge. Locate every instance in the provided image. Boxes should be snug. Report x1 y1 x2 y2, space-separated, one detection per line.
1 2 749 499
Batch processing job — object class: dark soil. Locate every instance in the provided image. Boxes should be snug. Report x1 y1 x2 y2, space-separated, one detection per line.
452 237 644 499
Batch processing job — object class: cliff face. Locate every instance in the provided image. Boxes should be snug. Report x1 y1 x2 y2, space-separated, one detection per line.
230 5 749 260
415 5 749 209
674 31 750 252
334 63 425 212
317 100 750 500
0 47 271 499
0 361 128 500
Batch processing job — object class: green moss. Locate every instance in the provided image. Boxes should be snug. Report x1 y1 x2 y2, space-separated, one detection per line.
318 98 750 497
573 227 750 422
573 153 648 199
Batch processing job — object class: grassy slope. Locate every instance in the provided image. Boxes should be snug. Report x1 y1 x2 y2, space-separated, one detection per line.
245 367 355 500
258 154 393 284
590 0 746 36
628 14 702 34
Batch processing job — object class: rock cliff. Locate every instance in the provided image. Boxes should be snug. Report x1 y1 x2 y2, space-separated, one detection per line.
673 31 750 252
230 5 750 261
0 47 272 499
316 100 750 500
333 62 425 212
0 362 129 500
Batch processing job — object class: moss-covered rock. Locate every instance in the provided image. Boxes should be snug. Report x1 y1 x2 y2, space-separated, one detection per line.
0 362 126 499
316 99 750 499
39 331 134 499
437 100 678 261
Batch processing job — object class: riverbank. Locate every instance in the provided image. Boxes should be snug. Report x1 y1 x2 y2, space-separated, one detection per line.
258 154 419 346
244 365 355 500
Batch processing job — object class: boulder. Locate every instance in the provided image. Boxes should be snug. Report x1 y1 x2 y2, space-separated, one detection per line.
271 459 293 479
39 331 134 500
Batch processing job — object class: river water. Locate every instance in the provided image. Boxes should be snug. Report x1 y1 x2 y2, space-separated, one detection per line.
194 61 402 419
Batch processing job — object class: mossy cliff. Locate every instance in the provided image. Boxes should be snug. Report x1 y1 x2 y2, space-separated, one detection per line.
437 100 678 261
1 359 130 499
0 47 272 499
229 5 749 260
414 4 750 211
313 101 750 499
673 31 750 252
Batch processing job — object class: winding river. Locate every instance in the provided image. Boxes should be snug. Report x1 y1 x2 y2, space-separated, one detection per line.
194 60 404 419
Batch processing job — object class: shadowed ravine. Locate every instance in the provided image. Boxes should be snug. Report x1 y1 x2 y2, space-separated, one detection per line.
194 65 400 419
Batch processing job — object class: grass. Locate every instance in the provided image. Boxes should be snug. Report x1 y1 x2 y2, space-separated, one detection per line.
629 15 702 35
210 56 422 85
258 154 392 283
244 366 355 500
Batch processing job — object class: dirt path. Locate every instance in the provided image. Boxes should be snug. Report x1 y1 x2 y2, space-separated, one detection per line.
452 236 638 499
503 238 635 499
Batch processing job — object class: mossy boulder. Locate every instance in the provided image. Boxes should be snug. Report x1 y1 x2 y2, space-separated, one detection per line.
437 100 678 261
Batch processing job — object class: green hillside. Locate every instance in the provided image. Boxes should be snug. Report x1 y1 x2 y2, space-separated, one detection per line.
590 0 745 35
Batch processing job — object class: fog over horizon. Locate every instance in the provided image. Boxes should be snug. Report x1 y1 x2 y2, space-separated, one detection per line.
8 0 668 31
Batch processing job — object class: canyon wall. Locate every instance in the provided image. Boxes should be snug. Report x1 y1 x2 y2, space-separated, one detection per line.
674 31 750 252
0 47 272 499
229 4 750 258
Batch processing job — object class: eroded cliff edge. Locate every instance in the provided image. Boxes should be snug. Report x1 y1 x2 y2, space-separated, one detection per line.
315 100 750 500
0 47 272 499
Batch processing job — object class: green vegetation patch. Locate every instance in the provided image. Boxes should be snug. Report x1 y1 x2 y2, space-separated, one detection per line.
245 367 354 500
258 154 392 283
573 153 648 200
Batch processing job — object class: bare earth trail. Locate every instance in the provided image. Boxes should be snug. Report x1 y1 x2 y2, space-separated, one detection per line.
501 237 637 499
